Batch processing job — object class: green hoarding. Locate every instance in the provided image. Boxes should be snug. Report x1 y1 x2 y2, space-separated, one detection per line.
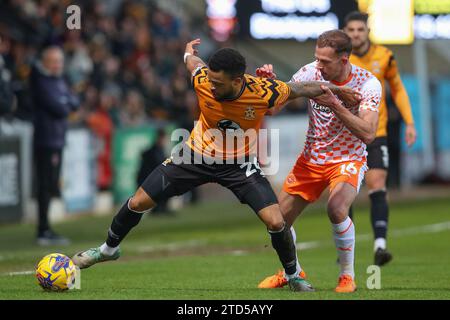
112 126 156 204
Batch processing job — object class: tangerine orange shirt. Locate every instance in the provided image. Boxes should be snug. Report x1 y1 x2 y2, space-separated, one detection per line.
188 66 290 160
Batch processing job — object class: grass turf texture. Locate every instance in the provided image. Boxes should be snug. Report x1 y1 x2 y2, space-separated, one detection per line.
0 197 449 300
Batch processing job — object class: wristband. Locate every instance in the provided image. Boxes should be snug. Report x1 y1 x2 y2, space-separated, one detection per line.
184 52 192 63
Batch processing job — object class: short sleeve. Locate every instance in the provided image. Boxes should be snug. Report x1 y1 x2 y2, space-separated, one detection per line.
290 64 316 82
265 79 291 108
359 77 382 113
192 66 209 89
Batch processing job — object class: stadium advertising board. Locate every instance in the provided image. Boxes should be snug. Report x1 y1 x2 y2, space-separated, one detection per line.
0 136 23 223
112 126 156 204
62 128 96 213
234 0 358 41
414 0 450 39
207 0 450 42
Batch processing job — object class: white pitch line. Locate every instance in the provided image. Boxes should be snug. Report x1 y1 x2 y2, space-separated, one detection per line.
296 221 450 251
2 221 450 276
297 240 322 250
135 239 207 253
390 221 450 236
4 271 34 276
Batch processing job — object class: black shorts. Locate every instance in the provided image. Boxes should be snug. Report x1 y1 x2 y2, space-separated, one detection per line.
140 152 278 213
367 137 389 170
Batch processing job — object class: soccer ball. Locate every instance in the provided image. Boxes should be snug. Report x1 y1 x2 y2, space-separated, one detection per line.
35 253 77 291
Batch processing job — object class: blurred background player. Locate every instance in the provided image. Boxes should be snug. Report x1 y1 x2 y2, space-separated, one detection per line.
343 11 417 266
31 46 80 246
257 30 381 293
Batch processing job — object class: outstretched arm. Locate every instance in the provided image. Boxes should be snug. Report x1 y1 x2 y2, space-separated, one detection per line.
184 38 207 74
287 81 362 107
255 64 362 107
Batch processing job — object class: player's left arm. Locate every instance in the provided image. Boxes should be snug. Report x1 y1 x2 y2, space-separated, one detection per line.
266 81 362 116
287 81 362 106
385 54 417 146
263 80 360 116
317 83 380 145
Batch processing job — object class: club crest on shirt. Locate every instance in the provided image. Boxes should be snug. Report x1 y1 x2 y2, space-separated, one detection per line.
244 106 256 120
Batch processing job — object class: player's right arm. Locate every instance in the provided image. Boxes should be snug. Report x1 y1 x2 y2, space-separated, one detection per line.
184 38 207 74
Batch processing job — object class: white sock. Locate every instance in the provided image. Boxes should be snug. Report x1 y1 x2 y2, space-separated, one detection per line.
374 238 386 251
332 217 355 278
284 226 303 280
100 242 119 256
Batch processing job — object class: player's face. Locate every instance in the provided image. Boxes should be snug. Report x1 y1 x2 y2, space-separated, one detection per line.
344 20 370 49
315 46 348 82
208 70 242 101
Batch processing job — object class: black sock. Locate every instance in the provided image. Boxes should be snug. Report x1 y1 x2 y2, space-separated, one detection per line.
106 199 145 248
348 205 354 221
269 225 297 276
370 190 388 239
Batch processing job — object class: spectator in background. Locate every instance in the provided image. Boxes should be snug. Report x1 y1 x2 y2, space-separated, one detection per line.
136 128 170 213
86 90 116 190
31 45 79 246
119 89 147 127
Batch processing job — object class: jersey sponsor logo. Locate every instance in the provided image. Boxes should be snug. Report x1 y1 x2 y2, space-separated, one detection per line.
217 119 241 132
244 106 256 120
312 103 331 113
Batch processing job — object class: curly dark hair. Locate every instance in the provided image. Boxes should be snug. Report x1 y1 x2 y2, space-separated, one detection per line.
208 48 246 79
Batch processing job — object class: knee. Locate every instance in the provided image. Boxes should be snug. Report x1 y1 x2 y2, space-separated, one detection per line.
129 189 156 212
327 201 348 224
366 173 387 191
265 215 286 232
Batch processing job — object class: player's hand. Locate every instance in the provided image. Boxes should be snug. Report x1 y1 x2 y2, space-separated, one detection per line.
185 38 201 56
405 123 417 147
255 64 277 79
335 86 362 107
313 85 341 108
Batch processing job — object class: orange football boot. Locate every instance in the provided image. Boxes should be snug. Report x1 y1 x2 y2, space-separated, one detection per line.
334 274 357 293
258 269 307 289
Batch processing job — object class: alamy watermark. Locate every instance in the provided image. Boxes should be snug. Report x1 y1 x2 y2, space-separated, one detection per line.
66 5 81 30
168 122 280 175
366 265 381 289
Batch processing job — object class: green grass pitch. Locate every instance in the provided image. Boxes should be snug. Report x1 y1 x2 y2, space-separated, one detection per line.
1 197 450 300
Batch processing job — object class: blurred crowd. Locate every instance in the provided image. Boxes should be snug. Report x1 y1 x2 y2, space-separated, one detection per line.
0 0 222 195
0 0 208 130
0 0 307 194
